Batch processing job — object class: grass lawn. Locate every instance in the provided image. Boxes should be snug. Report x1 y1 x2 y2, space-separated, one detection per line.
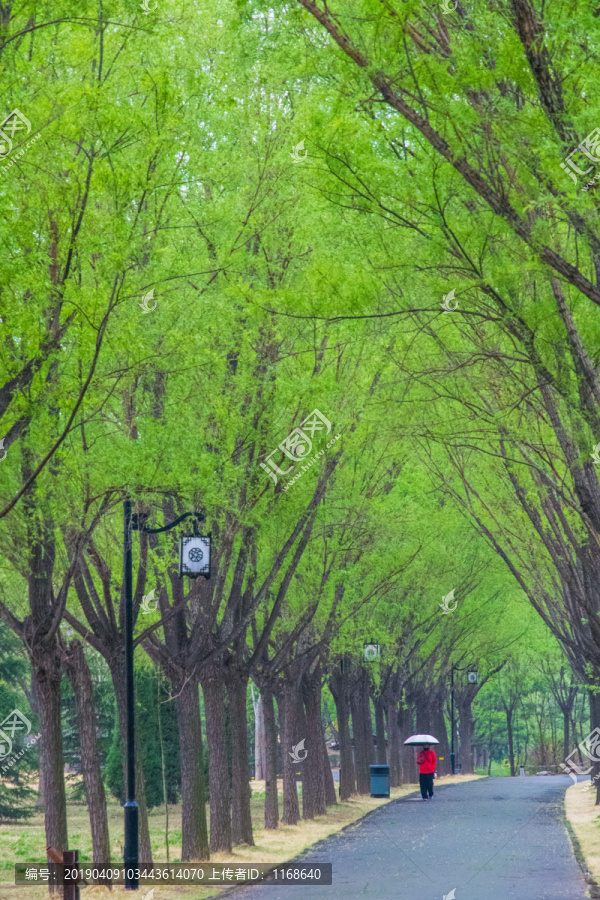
0 774 482 899
475 761 511 777
565 779 600 891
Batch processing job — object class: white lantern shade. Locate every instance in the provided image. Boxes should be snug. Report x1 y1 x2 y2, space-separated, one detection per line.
364 643 381 661
467 670 478 684
179 534 211 579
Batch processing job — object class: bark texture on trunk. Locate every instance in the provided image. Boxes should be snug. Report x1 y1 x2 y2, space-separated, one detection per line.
506 708 516 776
276 681 301 825
321 731 337 806
329 663 355 800
385 701 401 787
227 669 254 845
397 705 417 784
415 690 431 735
174 678 209 860
563 711 570 762
301 671 326 819
252 689 265 782
30 674 45 808
201 667 232 852
24 520 68 858
261 683 279 829
430 696 450 776
457 701 474 775
373 696 386 764
34 648 68 855
64 640 110 864
350 671 372 794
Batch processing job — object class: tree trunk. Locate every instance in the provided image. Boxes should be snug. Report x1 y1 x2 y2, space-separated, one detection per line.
321 731 337 806
385 701 401 787
457 701 474 775
252 689 265 782
64 640 110 864
201 666 232 852
329 664 355 800
30 674 45 808
227 669 254 845
505 708 516 777
350 673 371 794
563 709 570 762
431 700 451 776
301 672 326 818
33 647 68 855
276 680 301 825
261 683 279 829
363 685 375 766
373 696 386 764
415 690 431 735
397 705 417 784
174 677 209 860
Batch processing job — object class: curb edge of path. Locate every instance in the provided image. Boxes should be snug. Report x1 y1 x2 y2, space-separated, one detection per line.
563 810 600 899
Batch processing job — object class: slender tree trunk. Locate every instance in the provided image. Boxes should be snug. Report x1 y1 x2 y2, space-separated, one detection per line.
261 683 279 829
362 684 375 766
415 690 431 735
174 677 209 860
385 701 401 787
276 681 301 825
373 696 386 764
330 665 355 800
64 640 110 864
301 672 326 818
321 732 337 806
24 529 68 862
563 709 570 762
227 669 254 845
111 661 153 864
505 708 516 777
33 647 68 855
156 671 170 864
457 701 474 775
397 705 417 784
30 674 45 808
350 674 371 794
431 700 450 776
252 688 265 782
201 666 232 852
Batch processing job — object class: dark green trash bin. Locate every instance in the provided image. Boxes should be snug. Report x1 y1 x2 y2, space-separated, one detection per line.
370 764 390 797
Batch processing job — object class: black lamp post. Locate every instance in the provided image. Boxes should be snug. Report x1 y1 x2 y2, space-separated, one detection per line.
122 503 210 890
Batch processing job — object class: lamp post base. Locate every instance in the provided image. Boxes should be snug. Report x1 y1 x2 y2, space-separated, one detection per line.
124 800 139 890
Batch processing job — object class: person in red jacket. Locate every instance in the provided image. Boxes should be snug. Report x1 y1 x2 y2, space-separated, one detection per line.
416 744 437 800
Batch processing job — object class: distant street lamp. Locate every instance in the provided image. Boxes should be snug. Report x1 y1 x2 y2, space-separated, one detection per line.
123 504 210 890
364 642 381 662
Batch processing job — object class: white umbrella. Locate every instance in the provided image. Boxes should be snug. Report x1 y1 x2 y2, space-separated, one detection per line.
403 734 440 746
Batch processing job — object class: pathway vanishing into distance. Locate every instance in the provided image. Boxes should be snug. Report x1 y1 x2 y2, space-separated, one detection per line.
234 776 590 900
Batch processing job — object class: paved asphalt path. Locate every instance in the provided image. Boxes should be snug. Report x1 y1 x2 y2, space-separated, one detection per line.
233 776 589 900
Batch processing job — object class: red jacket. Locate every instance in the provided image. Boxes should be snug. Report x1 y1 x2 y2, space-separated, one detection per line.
416 749 436 774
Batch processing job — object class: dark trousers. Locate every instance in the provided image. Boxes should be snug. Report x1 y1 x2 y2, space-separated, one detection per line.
420 772 434 798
